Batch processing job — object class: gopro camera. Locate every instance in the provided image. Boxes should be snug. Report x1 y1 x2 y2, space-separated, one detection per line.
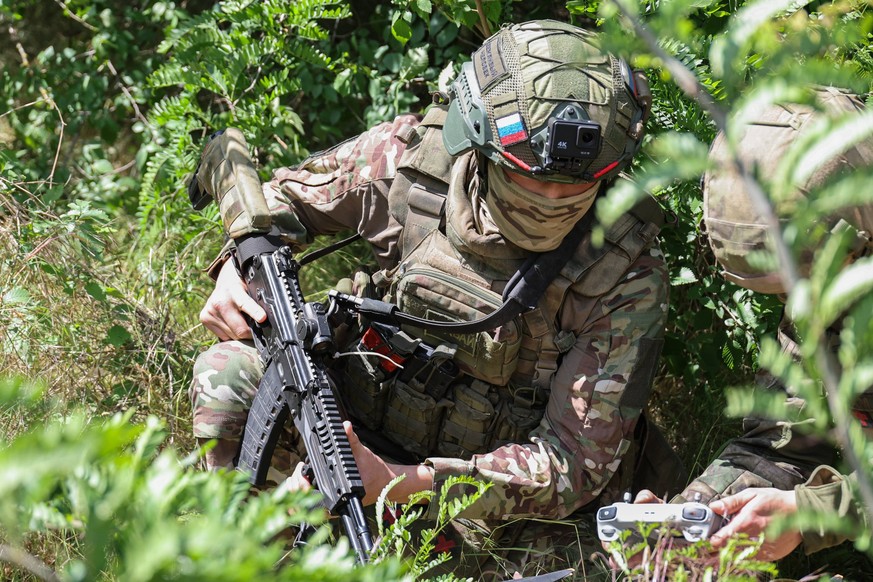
549 119 601 161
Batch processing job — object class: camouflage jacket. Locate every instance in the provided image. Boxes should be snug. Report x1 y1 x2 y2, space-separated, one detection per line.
219 114 669 520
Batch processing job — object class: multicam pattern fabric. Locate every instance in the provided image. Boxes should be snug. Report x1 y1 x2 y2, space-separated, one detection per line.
193 128 273 239
264 115 416 268
190 113 670 570
677 319 838 504
703 89 873 294
190 339 302 483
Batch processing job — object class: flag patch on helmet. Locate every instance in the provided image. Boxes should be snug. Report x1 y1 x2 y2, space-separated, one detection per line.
496 113 527 146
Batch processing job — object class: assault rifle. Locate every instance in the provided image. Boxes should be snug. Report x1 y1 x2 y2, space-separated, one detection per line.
233 240 373 563
187 128 374 563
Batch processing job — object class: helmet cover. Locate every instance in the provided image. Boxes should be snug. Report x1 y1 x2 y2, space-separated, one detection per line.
442 20 650 183
703 88 873 294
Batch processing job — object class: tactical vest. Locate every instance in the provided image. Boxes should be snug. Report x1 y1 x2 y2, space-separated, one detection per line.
338 106 664 462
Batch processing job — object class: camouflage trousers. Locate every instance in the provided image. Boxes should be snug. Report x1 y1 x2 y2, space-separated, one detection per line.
189 340 614 580
189 339 303 482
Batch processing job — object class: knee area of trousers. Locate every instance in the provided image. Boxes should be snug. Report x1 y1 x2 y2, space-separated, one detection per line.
193 341 261 377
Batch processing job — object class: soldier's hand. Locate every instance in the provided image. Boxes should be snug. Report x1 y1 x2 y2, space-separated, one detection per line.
709 488 802 561
200 259 267 340
344 421 434 506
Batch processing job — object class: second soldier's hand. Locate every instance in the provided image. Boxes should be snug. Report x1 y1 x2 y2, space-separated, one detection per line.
709 488 802 561
200 259 267 340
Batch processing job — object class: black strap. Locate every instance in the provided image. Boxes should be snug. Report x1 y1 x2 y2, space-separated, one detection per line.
344 210 595 335
235 228 285 270
299 233 362 266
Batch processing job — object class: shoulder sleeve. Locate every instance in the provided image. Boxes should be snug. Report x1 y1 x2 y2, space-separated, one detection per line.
267 114 421 268
795 466 866 554
203 115 421 271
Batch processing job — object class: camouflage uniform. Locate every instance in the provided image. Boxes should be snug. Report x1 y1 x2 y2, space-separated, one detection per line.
190 109 671 577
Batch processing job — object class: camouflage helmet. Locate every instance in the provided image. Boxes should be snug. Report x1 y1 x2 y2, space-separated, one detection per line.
442 20 651 183
703 87 873 295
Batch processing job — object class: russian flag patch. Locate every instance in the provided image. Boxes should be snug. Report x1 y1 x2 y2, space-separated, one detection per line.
496 113 527 147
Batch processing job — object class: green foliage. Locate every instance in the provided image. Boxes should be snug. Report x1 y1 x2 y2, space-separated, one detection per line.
0 0 187 212
0 376 410 581
371 475 490 581
139 0 353 237
604 524 778 581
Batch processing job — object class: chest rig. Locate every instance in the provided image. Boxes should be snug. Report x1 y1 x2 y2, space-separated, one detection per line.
338 106 663 462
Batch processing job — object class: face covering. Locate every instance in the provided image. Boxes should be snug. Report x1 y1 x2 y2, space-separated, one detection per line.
484 165 599 252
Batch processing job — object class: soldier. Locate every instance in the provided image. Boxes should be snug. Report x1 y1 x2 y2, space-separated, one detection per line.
637 88 873 561
190 20 677 578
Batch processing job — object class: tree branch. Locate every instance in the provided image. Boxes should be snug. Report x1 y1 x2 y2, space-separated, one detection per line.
0 544 62 582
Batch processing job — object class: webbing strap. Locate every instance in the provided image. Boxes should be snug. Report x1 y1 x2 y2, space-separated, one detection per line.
352 209 596 335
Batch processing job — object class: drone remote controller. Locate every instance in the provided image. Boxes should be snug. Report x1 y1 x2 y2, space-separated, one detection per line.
597 494 722 543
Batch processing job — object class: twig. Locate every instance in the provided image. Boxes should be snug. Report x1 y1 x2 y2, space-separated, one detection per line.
473 0 492 38
237 65 264 105
0 544 62 582
0 98 49 120
53 0 98 32
36 87 66 186
105 60 153 130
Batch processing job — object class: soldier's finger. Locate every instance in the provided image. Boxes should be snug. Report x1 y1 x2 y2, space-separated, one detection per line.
200 306 233 341
234 289 267 323
211 302 253 339
344 420 361 450
709 505 762 547
709 515 748 547
284 462 313 493
709 489 756 517
633 489 662 503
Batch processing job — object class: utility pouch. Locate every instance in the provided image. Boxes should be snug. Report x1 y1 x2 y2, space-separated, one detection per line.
382 378 443 458
438 380 497 458
191 128 272 239
389 328 460 401
341 322 461 432
493 401 547 446
386 231 522 386
337 330 392 431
